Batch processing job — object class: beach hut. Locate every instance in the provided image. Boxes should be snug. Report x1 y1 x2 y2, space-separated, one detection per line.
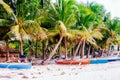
0 46 20 62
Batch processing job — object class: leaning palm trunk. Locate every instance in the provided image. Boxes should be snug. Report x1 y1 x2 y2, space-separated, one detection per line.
72 41 82 60
79 45 82 58
81 40 85 58
42 35 64 64
86 44 91 58
5 40 9 61
58 45 62 59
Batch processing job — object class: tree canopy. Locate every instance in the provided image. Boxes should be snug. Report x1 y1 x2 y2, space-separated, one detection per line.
0 0 120 63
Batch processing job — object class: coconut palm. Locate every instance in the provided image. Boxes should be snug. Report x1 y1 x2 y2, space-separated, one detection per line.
72 3 105 59
22 20 47 57
103 14 120 53
0 0 18 61
0 0 47 58
42 0 78 64
42 21 66 64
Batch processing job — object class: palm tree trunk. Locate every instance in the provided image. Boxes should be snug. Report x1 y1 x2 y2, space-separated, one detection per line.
86 45 91 58
29 45 33 55
35 40 38 58
92 48 94 58
42 41 45 59
101 49 104 57
5 40 9 61
42 35 63 64
81 40 85 58
72 45 75 57
80 42 83 58
64 36 68 59
19 33 23 55
70 45 73 59
109 45 112 56
72 41 81 60
58 45 62 59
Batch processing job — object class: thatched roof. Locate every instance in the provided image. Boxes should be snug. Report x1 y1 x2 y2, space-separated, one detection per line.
0 46 20 53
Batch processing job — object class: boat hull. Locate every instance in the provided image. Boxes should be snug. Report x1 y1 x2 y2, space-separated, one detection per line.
55 60 80 65
81 60 90 65
108 59 117 62
90 59 108 64
0 63 32 69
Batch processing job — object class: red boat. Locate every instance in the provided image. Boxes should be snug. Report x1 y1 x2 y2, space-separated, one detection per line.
55 60 80 65
81 60 90 65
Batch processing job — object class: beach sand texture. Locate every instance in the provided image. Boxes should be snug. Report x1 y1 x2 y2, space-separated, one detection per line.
0 61 120 80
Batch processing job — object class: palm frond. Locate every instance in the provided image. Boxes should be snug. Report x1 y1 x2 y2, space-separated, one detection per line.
90 29 103 40
22 20 47 41
55 21 67 35
0 0 13 13
0 0 18 23
11 25 20 39
0 19 12 26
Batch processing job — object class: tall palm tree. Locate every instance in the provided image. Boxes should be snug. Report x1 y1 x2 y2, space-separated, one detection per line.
22 20 47 57
1 0 47 57
103 14 120 53
0 0 18 61
42 0 78 64
72 3 105 59
42 21 67 64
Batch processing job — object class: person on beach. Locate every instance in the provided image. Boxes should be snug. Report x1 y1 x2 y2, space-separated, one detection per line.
18 55 27 63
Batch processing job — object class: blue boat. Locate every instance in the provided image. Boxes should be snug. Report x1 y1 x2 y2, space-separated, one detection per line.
90 59 108 64
0 63 32 69
108 59 117 62
106 57 120 62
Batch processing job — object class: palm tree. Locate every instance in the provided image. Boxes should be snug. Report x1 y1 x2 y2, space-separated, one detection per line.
0 0 18 61
42 0 78 64
42 21 66 64
22 20 47 57
72 2 104 59
1 0 47 58
103 14 120 54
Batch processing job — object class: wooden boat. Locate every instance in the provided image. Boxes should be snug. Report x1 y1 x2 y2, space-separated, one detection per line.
55 60 80 65
90 59 108 64
0 63 32 69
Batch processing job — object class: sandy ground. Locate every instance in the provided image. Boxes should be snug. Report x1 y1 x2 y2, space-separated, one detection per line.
0 61 120 80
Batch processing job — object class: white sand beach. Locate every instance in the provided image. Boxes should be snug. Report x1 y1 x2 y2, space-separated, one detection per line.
0 61 120 80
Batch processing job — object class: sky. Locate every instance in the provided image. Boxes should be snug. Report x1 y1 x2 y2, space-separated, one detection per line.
52 0 120 19
76 0 120 19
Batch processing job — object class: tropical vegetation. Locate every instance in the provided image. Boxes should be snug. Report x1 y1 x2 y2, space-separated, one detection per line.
0 0 120 64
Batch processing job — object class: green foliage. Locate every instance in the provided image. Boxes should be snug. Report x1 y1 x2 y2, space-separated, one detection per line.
1 0 120 59
9 41 19 49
